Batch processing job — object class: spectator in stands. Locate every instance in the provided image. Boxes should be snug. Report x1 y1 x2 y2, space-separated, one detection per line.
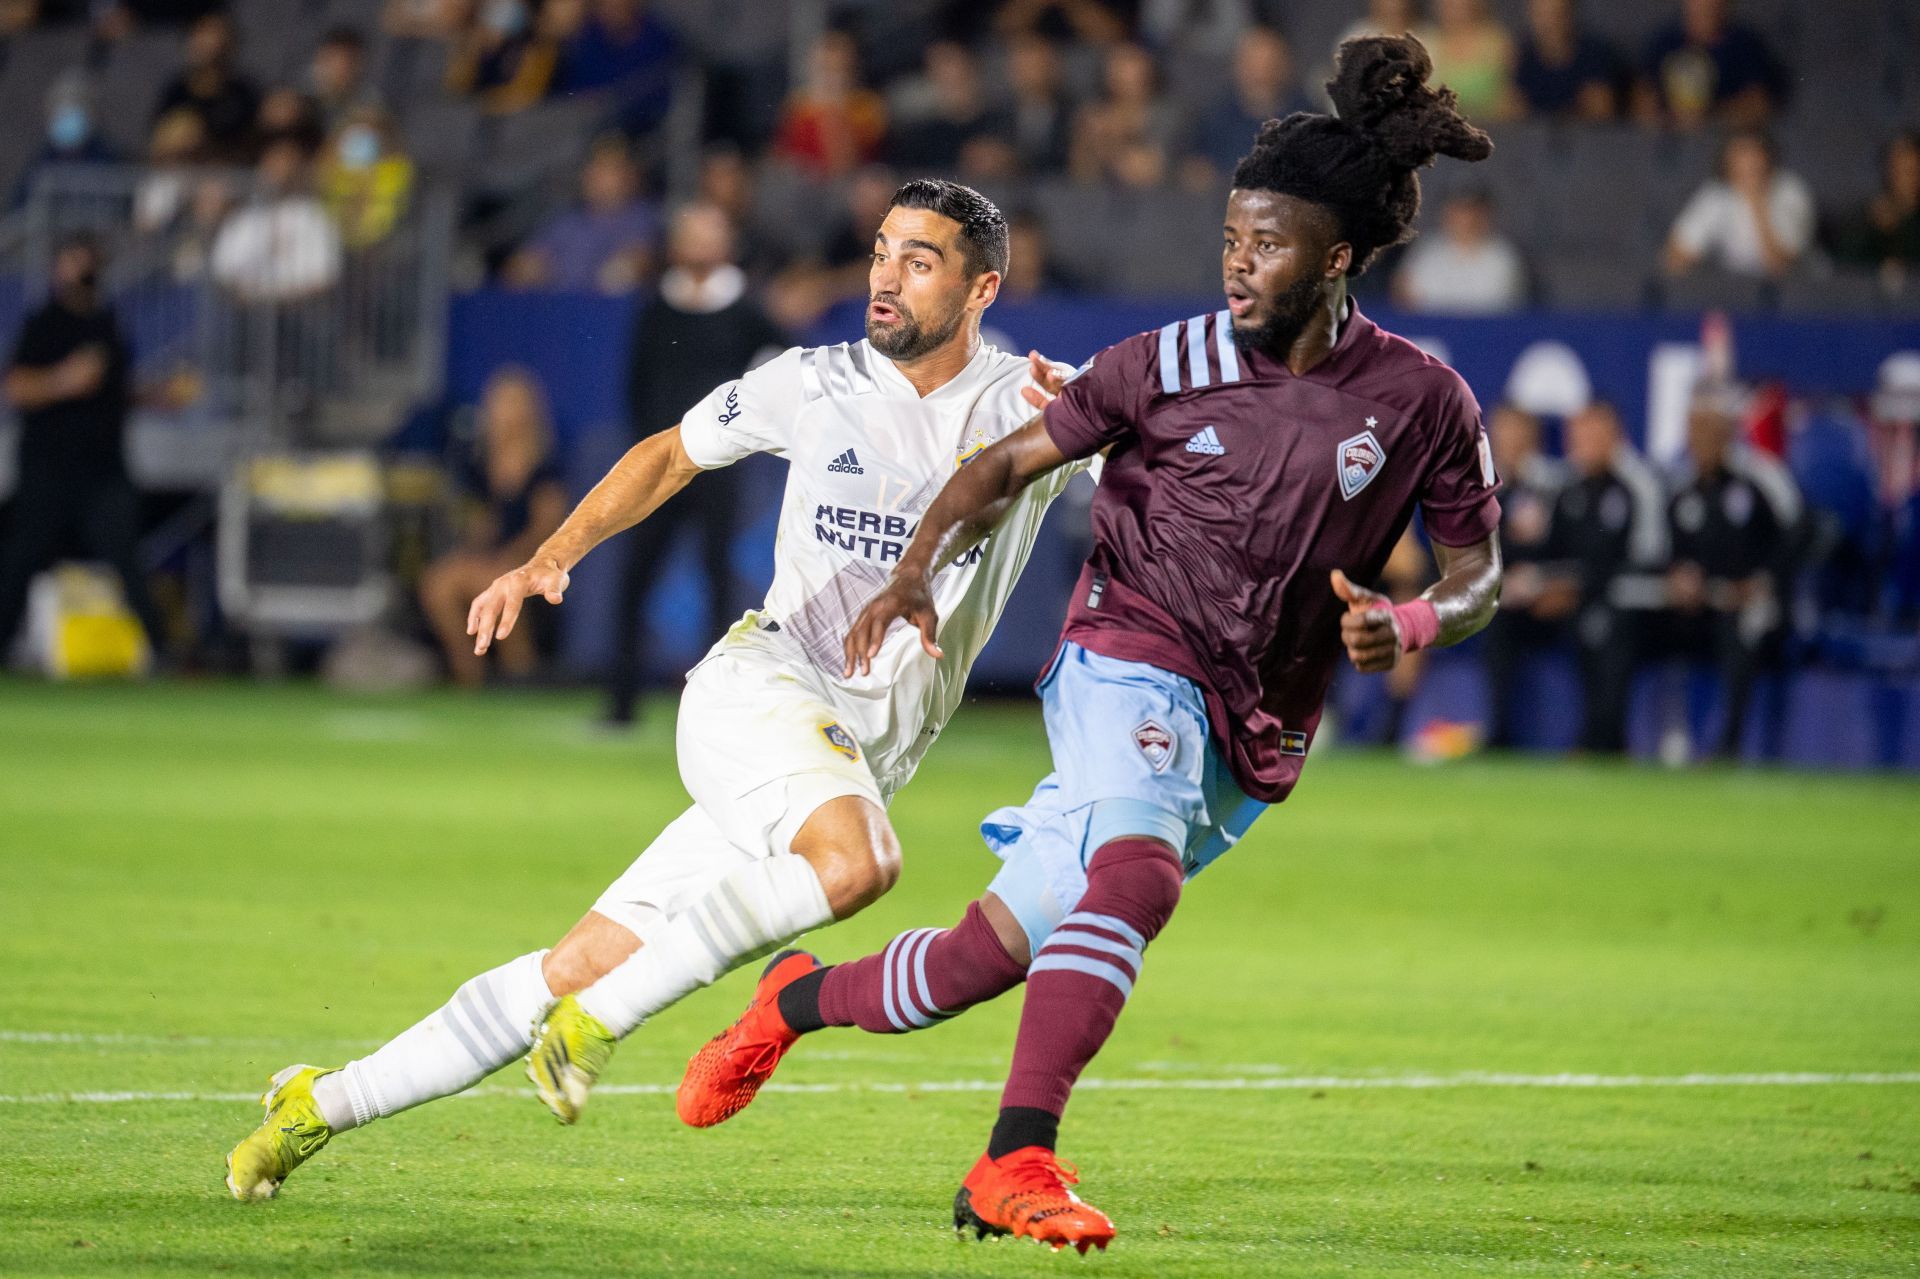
310 26 377 131
810 164 898 299
1070 43 1183 189
1001 211 1084 299
134 108 208 238
1182 28 1314 185
13 73 120 210
996 32 1075 176
608 201 786 725
1479 403 1570 749
772 30 887 179
256 86 326 155
1663 128 1813 281
1414 0 1515 122
887 41 1006 174
152 10 260 161
1661 390 1795 759
421 367 567 687
0 234 166 662
1138 0 1253 60
1338 0 1420 47
1511 0 1621 121
503 135 660 293
1635 0 1787 128
91 0 221 40
1546 400 1669 754
211 134 342 304
384 0 468 40
320 106 416 249
1393 190 1528 313
445 0 565 115
1837 130 1920 287
994 0 1131 48
553 0 677 132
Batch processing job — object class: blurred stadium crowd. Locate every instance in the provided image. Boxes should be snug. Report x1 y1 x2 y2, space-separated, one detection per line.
0 0 1918 768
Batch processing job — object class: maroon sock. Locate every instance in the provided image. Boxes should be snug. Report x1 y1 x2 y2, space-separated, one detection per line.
805 900 1028 1034
997 837 1183 1130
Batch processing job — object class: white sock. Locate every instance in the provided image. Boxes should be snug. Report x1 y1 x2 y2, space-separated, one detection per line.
311 949 554 1132
577 855 833 1037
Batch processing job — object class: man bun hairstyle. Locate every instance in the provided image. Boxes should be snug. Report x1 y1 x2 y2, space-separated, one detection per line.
888 178 1010 281
1230 34 1492 276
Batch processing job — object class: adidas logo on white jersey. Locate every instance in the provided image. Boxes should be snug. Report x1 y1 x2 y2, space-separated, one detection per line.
827 448 864 474
1185 426 1226 456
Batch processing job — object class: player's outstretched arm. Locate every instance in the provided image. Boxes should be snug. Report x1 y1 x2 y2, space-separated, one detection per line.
843 415 1070 676
1332 532 1503 674
468 425 703 656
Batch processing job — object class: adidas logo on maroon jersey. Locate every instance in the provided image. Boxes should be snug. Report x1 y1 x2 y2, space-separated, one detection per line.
1184 426 1226 456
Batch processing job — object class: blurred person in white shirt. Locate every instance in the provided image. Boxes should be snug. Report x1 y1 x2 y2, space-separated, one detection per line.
211 134 343 304
1393 189 1527 313
1664 127 1812 279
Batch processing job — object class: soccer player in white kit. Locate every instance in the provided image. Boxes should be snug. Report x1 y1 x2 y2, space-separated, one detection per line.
224 179 1080 1199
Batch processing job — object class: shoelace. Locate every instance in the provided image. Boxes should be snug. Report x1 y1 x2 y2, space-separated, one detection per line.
1002 1151 1082 1204
718 1003 787 1074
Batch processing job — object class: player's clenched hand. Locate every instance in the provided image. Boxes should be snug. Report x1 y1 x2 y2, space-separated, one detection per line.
1019 349 1069 411
467 557 570 656
1331 568 1401 674
844 574 942 677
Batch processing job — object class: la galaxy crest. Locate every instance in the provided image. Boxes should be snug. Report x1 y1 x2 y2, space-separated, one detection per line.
820 722 860 762
1337 426 1386 500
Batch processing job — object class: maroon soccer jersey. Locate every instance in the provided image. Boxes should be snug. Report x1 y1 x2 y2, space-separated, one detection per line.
1041 304 1501 803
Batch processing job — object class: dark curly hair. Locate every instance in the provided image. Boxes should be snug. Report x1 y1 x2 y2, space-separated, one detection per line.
888 178 1010 280
1230 34 1493 276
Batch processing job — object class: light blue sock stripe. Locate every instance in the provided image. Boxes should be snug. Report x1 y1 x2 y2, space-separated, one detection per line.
1029 952 1135 999
1215 309 1240 381
910 928 946 1024
1046 928 1141 967
880 932 908 1032
1061 911 1148 952
1186 313 1211 388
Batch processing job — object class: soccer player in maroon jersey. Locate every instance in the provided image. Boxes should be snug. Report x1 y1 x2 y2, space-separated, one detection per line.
677 36 1505 1251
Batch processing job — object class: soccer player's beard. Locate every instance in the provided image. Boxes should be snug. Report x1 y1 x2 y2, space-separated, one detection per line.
1230 274 1325 360
866 294 966 361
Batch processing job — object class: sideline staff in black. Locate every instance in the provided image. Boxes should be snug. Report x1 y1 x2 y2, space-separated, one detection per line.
0 233 165 658
607 202 784 725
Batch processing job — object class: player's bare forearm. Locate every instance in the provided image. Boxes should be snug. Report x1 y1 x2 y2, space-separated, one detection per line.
1333 532 1501 674
1426 534 1503 647
843 415 1070 675
896 415 1069 584
533 427 701 572
468 426 701 655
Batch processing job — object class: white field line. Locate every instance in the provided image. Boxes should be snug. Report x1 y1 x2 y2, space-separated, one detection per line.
3 1071 1918 1106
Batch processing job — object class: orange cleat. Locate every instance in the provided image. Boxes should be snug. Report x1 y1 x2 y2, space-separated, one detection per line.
676 949 820 1128
952 1147 1117 1253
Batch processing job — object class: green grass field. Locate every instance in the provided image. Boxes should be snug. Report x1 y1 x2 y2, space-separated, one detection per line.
1 678 1917 1278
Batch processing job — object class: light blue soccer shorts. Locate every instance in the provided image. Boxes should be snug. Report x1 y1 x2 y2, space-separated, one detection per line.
982 642 1269 956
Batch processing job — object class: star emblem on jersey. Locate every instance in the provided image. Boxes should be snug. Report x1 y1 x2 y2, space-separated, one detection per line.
1132 719 1174 772
1336 430 1386 500
1184 426 1226 456
819 722 860 761
827 448 864 475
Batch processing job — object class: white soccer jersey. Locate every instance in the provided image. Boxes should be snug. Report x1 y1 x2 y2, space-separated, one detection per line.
677 338 1076 797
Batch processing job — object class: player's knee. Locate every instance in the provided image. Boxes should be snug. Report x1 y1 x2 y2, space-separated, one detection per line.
806 826 901 918
1086 836 1184 939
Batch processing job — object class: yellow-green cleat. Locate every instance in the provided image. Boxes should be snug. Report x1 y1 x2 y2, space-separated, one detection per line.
526 995 617 1124
224 1064 335 1200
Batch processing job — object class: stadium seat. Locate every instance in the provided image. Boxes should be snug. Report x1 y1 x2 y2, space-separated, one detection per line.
1658 271 1771 314
1775 271 1891 316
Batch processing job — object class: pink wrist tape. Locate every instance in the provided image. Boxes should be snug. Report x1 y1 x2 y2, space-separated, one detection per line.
1390 598 1440 653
